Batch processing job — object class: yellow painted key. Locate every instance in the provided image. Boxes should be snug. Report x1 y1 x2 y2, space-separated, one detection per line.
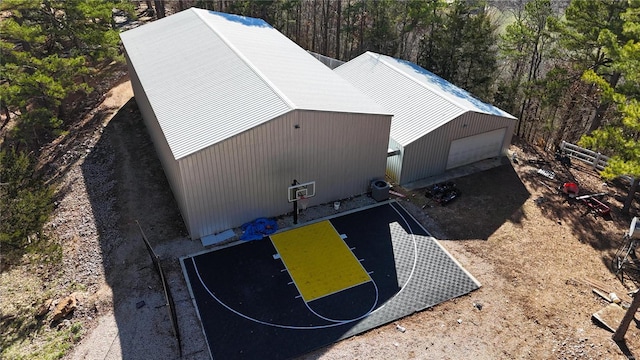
271 221 371 302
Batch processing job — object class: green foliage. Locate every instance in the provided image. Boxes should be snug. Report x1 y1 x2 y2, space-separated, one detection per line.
364 0 400 55
496 0 557 118
0 0 133 145
578 0 640 204
0 149 54 252
2 318 84 360
554 0 628 69
417 0 498 101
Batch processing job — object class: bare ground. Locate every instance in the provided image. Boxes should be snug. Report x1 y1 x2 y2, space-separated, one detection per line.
3 79 640 360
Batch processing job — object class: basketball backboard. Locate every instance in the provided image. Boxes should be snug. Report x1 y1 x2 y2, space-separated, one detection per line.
288 181 316 202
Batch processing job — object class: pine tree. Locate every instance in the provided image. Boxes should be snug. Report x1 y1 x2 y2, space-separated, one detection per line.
496 0 557 137
579 0 640 213
417 0 498 102
0 0 133 146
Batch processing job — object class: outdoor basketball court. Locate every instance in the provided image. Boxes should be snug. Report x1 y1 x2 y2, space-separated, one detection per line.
181 201 480 359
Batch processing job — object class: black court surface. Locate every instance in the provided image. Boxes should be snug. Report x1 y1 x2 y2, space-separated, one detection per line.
181 201 480 359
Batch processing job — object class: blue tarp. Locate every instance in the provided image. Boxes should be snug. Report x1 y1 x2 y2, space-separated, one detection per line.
240 218 278 241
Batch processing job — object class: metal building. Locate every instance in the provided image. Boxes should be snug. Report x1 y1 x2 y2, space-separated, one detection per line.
335 52 516 186
120 10 391 239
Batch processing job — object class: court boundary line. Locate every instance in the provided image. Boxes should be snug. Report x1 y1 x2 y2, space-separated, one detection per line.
189 256 378 330
182 201 464 332
271 200 396 235
185 202 421 327
369 206 419 315
180 200 395 260
276 219 380 322
179 257 214 360
388 202 482 288
270 220 374 303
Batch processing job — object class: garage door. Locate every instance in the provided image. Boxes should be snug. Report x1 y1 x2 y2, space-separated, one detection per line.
446 128 506 170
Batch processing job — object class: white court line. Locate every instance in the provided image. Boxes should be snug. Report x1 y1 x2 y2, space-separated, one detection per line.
191 257 375 330
189 202 421 329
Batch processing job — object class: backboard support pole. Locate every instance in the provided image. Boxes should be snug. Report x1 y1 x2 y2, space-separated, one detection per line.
292 179 298 224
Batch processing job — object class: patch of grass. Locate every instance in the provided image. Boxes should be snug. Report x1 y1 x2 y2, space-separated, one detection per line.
2 321 84 360
25 235 63 266
69 281 87 293
0 261 82 360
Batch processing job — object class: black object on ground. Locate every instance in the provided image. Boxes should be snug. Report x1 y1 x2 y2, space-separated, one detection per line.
555 150 571 167
425 182 460 205
527 158 549 166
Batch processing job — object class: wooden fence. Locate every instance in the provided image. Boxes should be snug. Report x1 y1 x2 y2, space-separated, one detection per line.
559 141 610 171
560 141 635 184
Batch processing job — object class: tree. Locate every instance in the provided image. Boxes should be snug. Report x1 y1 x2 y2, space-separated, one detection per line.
0 0 133 146
578 0 640 214
0 148 53 254
364 0 400 56
497 0 557 137
554 0 630 134
418 0 499 102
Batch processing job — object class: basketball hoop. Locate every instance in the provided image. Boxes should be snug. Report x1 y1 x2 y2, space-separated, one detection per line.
288 180 316 223
298 196 309 211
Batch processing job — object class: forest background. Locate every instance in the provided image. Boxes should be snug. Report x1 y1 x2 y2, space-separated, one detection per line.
0 0 639 358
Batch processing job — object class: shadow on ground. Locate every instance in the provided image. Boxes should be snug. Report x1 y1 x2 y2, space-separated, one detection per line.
506 142 640 288
80 98 208 359
417 164 530 240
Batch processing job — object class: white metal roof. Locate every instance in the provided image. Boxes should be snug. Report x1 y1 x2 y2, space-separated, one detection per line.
120 9 389 160
334 52 516 146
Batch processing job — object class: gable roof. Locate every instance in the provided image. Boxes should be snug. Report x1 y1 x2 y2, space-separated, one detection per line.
334 52 516 146
120 9 389 160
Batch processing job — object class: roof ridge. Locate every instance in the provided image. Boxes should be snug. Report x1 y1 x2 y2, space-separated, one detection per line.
191 9 296 110
365 52 468 113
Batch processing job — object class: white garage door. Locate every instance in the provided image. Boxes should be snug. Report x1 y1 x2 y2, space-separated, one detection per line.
446 128 506 170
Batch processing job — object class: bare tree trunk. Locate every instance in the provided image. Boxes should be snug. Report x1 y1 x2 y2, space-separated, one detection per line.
622 177 639 215
296 1 301 44
397 2 410 59
551 91 580 147
358 2 365 54
312 0 317 52
145 1 154 16
153 0 165 19
302 2 310 50
587 71 621 134
322 0 330 55
344 0 353 59
1 104 10 130
613 290 640 341
335 0 341 59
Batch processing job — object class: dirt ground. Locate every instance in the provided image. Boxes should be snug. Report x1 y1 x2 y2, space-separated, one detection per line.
5 77 639 360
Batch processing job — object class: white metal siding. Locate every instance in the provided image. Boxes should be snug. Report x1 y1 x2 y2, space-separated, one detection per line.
195 10 389 115
126 52 190 224
120 9 390 161
120 10 292 160
386 137 403 183
446 128 507 170
179 110 392 238
335 51 517 186
335 55 465 146
399 113 515 185
334 52 515 147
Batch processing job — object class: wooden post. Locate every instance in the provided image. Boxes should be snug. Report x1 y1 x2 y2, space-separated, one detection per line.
613 290 640 341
